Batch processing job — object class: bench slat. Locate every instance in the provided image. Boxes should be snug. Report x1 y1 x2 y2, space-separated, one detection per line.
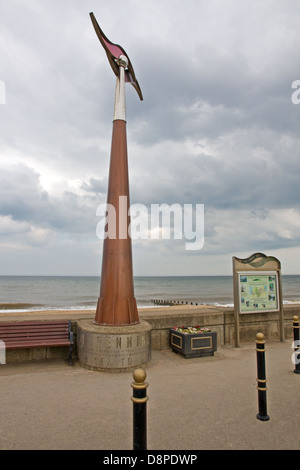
2 334 70 342
0 321 68 324
5 340 72 349
0 324 69 331
0 333 69 339
0 329 69 335
0 323 68 330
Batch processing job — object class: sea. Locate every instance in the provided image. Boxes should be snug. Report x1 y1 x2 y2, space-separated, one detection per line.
0 275 300 313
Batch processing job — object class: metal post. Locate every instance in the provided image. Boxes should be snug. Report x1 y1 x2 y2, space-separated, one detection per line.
131 368 148 450
255 333 270 421
293 316 300 374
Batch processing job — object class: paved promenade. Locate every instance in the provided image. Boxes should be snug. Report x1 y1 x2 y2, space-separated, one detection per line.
0 337 299 452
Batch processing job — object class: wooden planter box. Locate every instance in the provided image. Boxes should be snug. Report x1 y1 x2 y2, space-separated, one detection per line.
170 328 217 358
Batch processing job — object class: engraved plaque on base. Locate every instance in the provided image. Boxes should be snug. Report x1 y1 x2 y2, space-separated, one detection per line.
77 319 151 372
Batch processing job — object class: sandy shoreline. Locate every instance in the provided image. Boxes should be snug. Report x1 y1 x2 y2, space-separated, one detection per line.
0 302 299 324
0 304 225 322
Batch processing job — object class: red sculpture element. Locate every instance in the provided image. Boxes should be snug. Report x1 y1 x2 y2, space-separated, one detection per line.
90 12 143 101
90 12 141 325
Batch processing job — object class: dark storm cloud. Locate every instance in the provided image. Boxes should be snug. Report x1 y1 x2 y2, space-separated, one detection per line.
1 0 300 274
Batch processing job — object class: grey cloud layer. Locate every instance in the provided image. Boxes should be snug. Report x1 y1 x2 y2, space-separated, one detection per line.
1 0 300 274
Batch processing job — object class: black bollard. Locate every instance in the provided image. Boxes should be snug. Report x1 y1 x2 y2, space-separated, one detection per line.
131 368 148 450
255 333 270 421
293 316 300 374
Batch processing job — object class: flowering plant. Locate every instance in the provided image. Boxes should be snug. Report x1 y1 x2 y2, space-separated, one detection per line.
172 326 211 334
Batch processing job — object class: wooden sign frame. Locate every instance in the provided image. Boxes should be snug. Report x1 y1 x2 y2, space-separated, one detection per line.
232 253 284 347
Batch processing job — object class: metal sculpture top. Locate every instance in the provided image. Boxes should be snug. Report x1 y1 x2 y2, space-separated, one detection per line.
90 12 143 102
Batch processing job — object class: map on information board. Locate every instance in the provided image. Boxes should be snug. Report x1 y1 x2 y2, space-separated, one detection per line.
238 271 279 313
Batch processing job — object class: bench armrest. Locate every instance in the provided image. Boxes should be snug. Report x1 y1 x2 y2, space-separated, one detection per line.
68 321 74 344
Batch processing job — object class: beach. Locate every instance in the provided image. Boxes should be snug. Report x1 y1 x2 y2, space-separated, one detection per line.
0 303 218 321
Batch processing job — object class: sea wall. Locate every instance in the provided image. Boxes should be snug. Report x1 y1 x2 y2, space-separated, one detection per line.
0 304 299 363
139 304 300 349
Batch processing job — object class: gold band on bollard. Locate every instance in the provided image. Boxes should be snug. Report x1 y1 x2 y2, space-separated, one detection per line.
131 368 149 402
256 332 266 352
131 396 149 404
256 378 267 391
293 315 299 328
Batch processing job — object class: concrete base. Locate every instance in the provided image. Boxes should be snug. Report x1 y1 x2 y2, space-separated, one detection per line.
77 319 152 372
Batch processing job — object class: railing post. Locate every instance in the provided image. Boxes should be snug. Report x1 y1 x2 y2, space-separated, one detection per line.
255 333 270 421
131 368 148 450
293 316 300 374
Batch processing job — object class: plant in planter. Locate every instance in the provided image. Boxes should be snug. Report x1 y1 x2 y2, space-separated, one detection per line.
170 325 217 358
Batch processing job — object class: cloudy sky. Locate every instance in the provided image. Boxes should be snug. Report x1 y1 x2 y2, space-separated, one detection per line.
1 0 300 276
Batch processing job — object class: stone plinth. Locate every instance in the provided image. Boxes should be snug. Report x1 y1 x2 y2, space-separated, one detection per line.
77 319 151 372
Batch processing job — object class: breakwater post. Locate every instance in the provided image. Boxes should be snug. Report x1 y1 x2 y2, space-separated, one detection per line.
293 316 300 374
255 333 270 421
131 368 148 450
152 299 199 306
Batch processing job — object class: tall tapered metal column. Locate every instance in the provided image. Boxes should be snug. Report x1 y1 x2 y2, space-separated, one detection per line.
94 55 139 326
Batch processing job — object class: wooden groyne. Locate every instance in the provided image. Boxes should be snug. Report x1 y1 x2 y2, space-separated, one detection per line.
151 299 199 306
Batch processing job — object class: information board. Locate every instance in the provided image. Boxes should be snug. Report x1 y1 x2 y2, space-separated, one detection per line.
238 271 279 313
232 253 284 347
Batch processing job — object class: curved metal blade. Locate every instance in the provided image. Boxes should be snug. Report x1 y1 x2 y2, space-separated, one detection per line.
90 12 143 101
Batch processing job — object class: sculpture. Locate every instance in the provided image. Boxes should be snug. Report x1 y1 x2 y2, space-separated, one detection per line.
90 12 142 325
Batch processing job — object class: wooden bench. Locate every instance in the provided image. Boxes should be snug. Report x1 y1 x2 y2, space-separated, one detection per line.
0 320 74 365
